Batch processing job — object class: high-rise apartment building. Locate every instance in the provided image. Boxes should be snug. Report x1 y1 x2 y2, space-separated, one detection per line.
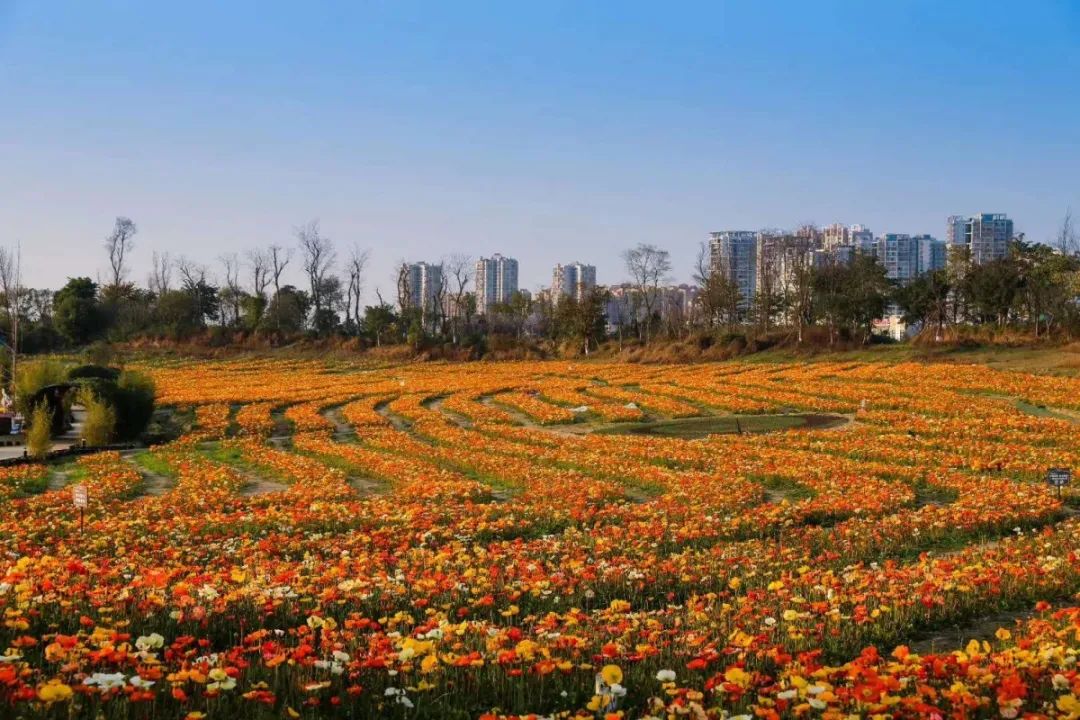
551 262 596 303
875 234 920 284
823 223 874 254
850 225 876 254
474 254 519 315
402 262 442 320
709 231 758 311
947 213 1014 265
916 235 947 275
822 223 850 250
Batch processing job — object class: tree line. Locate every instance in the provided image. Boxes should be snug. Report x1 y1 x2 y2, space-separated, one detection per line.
2 214 1079 358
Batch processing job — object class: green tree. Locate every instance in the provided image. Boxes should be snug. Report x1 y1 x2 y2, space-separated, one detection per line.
361 303 399 347
964 257 1022 325
259 286 309 335
894 269 951 341
54 278 105 346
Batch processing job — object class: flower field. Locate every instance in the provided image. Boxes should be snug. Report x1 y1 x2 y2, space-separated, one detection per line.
3 357 1080 719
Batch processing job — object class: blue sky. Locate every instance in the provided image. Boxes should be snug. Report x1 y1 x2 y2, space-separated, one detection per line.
1 1 1078 300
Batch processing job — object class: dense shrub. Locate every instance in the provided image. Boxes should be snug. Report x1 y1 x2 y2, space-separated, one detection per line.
67 364 121 382
78 388 116 446
14 359 67 416
75 371 155 441
26 402 52 459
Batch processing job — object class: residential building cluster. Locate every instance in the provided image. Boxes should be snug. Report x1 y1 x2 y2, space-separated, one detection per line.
399 212 1018 330
710 213 1015 313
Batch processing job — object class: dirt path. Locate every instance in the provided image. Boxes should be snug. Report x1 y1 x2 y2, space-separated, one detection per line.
478 396 590 436
124 459 175 498
47 470 70 492
909 605 1041 655
239 469 289 496
322 405 360 441
424 397 472 428
374 401 412 432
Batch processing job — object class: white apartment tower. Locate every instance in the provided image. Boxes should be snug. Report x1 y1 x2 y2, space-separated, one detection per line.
474 254 519 315
947 213 1014 265
403 262 443 319
551 262 597 303
708 231 758 311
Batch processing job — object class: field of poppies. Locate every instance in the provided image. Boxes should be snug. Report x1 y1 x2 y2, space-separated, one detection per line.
3 356 1080 719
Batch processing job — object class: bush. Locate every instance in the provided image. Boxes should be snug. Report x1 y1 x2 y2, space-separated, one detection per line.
68 364 121 382
78 388 116 446
14 359 67 416
115 371 155 440
26 402 53 459
83 341 117 367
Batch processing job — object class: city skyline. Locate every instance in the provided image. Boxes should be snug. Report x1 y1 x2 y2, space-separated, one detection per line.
0 208 1046 300
2 2 1077 300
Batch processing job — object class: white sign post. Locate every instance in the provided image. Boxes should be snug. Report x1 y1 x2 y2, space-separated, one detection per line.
72 484 88 532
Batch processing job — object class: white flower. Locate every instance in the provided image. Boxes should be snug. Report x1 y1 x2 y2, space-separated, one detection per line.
609 683 627 697
397 695 414 708
809 698 826 710
655 669 677 682
384 687 401 697
332 650 350 663
777 689 798 700
135 633 165 652
764 617 777 626
84 672 126 691
130 675 155 688
207 668 235 691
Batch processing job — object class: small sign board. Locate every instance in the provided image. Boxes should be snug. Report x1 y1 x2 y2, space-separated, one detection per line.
72 484 88 509
1047 468 1072 488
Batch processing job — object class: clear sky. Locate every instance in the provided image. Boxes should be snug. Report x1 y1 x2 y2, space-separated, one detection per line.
1 1 1078 300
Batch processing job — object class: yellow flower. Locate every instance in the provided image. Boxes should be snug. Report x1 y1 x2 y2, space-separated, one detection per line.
600 664 623 686
1057 694 1080 715
37 680 73 703
995 628 1012 642
420 654 439 674
724 667 751 688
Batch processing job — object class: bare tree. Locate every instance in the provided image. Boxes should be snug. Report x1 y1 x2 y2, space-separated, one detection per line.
431 260 447 333
396 262 412 312
344 246 370 332
175 256 207 288
444 254 473 344
622 243 671 342
219 252 243 326
246 249 272 300
267 244 292 331
1057 207 1078 256
269 245 292 300
148 251 172 296
753 232 785 333
0 246 19 364
295 220 336 330
694 240 741 330
104 217 137 288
